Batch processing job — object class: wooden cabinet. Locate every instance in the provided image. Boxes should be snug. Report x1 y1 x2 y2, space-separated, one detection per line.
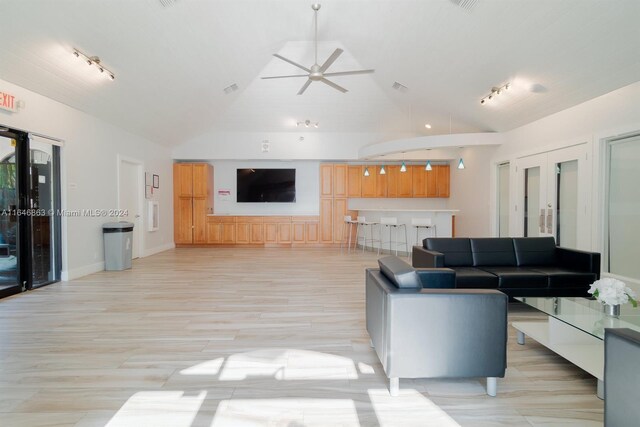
192 198 208 243
319 197 333 243
306 222 319 243
426 166 438 197
278 223 292 243
192 164 211 198
333 198 348 243
375 167 388 197
236 222 250 244
436 165 450 197
347 166 362 197
175 165 193 197
397 165 413 197
412 165 427 198
250 223 264 244
221 223 236 243
174 197 193 244
320 164 333 196
291 216 320 244
207 222 221 243
206 216 236 244
386 165 399 198
333 164 348 197
236 217 263 244
173 163 213 245
292 222 306 243
264 223 278 244
361 166 377 198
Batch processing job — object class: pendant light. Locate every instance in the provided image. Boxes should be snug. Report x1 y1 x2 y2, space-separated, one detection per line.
400 161 407 173
379 165 386 175
457 158 465 170
363 166 370 177
425 160 432 171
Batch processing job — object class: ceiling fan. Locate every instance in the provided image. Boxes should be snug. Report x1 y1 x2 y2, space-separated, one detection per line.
261 3 374 95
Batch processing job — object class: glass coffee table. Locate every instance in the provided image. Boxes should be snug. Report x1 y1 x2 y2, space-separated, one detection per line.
512 297 640 399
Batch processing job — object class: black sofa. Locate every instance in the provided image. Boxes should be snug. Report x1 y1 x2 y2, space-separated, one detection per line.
412 237 600 297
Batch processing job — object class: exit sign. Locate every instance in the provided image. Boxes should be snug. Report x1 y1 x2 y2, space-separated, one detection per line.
0 90 17 113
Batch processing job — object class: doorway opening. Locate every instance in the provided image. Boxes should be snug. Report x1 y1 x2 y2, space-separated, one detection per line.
117 156 144 259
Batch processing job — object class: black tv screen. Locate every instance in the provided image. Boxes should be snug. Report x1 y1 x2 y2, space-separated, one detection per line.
237 169 296 203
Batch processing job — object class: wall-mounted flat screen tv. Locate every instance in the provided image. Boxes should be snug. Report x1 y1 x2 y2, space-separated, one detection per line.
237 168 296 203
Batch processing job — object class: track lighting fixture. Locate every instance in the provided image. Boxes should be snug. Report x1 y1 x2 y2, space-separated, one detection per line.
297 120 319 128
73 48 115 80
480 83 509 105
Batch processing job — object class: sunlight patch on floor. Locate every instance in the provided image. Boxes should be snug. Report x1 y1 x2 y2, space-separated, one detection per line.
368 388 461 427
180 358 225 376
105 391 206 427
215 348 359 381
210 398 359 427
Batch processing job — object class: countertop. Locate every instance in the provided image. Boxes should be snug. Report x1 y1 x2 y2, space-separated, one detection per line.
353 209 459 213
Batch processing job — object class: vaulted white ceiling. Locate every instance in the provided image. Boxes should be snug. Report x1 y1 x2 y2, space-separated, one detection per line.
0 0 638 146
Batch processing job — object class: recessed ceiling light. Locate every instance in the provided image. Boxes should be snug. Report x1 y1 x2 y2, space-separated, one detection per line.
424 124 432 129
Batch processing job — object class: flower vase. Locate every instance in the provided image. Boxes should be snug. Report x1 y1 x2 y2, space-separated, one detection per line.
604 304 621 317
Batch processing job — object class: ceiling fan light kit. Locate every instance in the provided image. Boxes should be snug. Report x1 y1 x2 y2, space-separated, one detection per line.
261 4 375 95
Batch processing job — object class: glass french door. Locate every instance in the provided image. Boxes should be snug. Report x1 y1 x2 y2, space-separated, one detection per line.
517 144 589 249
0 126 61 298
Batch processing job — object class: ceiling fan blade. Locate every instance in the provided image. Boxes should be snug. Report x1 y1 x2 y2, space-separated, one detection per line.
297 79 312 95
323 69 375 77
261 74 309 80
320 78 348 93
319 48 344 73
273 54 311 73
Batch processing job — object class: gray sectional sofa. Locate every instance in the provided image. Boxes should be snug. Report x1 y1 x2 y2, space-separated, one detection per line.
366 255 508 396
412 237 600 297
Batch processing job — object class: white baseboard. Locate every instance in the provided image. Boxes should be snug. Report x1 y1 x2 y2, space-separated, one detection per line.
143 242 175 257
60 243 174 282
61 261 105 281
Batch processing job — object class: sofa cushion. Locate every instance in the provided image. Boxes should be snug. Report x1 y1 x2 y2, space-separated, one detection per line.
424 238 473 267
478 266 548 288
378 256 422 289
513 237 557 266
470 238 517 267
415 269 456 289
528 267 597 288
451 267 499 289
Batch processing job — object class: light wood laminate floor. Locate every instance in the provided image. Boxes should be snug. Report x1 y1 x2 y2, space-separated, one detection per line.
0 248 603 426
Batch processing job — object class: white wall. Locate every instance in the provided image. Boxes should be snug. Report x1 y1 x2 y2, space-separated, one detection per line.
209 160 319 215
487 81 640 291
0 78 174 280
173 131 416 160
447 146 498 237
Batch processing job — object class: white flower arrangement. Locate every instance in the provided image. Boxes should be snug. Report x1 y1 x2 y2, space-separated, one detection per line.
588 278 638 307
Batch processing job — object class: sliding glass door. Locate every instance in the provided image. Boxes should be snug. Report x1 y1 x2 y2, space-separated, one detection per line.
0 126 61 298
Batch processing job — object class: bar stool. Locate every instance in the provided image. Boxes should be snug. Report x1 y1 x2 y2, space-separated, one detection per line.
340 215 358 252
378 217 408 256
354 216 379 253
411 217 437 247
